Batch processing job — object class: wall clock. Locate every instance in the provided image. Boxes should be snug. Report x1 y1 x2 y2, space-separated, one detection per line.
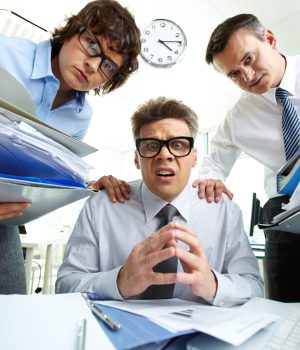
140 19 187 68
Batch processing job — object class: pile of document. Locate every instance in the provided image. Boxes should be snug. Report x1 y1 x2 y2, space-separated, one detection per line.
0 113 92 186
93 298 279 349
0 67 97 226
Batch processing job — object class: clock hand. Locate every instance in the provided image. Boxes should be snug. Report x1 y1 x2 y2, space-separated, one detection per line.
158 39 172 51
160 40 182 44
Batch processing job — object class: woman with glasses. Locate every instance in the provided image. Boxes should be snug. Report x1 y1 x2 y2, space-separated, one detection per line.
0 0 141 294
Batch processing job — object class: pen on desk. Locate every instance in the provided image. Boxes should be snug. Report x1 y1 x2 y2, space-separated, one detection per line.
81 293 121 331
76 318 86 350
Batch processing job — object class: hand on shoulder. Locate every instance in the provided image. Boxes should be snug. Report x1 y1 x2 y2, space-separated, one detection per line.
192 178 233 203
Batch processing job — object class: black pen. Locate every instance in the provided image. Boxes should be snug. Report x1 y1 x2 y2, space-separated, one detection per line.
81 293 121 331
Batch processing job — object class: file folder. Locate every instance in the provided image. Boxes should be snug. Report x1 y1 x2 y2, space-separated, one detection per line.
0 178 95 225
0 67 97 157
0 138 86 183
277 151 300 196
94 303 197 350
258 205 300 234
0 68 96 225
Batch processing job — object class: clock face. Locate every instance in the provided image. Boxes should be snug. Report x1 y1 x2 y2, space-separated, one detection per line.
140 19 187 68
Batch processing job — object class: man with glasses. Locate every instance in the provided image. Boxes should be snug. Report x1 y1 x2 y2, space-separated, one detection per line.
56 97 263 306
0 0 140 294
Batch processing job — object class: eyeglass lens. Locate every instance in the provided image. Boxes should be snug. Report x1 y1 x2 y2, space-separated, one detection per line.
138 138 193 158
78 30 118 79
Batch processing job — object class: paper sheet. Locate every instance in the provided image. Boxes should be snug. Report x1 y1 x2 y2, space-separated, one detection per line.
98 298 279 347
0 293 115 350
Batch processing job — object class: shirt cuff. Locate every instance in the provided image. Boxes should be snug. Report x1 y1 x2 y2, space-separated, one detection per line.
93 266 124 300
202 270 235 307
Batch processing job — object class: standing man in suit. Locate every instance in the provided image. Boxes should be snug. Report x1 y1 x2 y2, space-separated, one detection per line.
194 13 300 301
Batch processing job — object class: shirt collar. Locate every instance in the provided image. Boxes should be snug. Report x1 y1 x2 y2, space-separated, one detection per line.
141 182 191 222
263 55 297 105
31 39 54 79
32 39 86 110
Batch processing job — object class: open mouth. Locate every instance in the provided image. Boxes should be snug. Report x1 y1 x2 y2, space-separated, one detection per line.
156 170 175 177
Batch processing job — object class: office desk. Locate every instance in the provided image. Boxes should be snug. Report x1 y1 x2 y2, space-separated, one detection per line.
20 232 61 294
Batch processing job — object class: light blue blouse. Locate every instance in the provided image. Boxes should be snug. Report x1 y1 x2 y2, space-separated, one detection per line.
0 33 93 140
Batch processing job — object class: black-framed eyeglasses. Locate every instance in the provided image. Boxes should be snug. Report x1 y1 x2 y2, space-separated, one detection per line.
78 26 119 80
136 137 194 158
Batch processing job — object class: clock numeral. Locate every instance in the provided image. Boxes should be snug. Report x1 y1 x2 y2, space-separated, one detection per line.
167 56 172 61
150 54 154 60
143 47 149 52
151 24 156 29
158 57 163 62
145 30 150 35
160 22 166 28
141 38 146 43
174 50 179 55
177 42 182 47
175 33 180 38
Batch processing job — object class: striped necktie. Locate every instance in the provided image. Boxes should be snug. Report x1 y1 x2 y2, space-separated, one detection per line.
141 204 178 299
276 87 300 161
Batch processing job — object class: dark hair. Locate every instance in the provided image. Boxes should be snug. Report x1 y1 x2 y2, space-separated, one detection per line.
205 14 265 65
131 97 198 139
51 0 141 95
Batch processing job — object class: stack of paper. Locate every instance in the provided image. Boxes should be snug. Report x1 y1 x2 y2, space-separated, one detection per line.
0 68 97 225
0 114 93 184
96 299 279 348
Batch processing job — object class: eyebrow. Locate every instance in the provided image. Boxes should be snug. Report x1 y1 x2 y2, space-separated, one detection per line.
226 51 251 78
88 30 119 68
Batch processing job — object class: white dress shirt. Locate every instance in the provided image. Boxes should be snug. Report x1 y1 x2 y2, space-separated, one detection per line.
199 55 300 198
56 180 263 307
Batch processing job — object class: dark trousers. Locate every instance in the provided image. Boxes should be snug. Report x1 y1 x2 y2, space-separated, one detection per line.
0 225 26 294
263 196 300 302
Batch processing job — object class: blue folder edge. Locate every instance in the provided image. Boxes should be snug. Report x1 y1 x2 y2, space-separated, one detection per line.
93 304 198 350
0 173 87 189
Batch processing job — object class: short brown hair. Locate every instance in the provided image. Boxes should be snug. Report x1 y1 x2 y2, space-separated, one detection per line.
51 0 141 95
131 97 198 139
205 14 265 65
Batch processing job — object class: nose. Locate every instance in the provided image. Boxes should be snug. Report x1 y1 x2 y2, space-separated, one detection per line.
156 144 174 160
241 66 254 82
84 56 101 73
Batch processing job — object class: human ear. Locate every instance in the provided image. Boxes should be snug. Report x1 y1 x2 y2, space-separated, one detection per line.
265 29 276 48
192 148 197 168
134 151 140 169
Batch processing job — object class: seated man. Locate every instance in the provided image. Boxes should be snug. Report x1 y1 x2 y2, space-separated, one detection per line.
56 97 263 307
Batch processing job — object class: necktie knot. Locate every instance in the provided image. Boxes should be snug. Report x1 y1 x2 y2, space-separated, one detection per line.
276 87 289 101
158 204 178 226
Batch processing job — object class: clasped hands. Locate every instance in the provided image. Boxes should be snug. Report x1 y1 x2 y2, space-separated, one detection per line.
117 221 217 299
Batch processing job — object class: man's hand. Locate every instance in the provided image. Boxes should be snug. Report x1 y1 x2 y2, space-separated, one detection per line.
88 175 130 203
117 223 177 298
192 178 233 203
0 202 31 220
173 222 217 298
